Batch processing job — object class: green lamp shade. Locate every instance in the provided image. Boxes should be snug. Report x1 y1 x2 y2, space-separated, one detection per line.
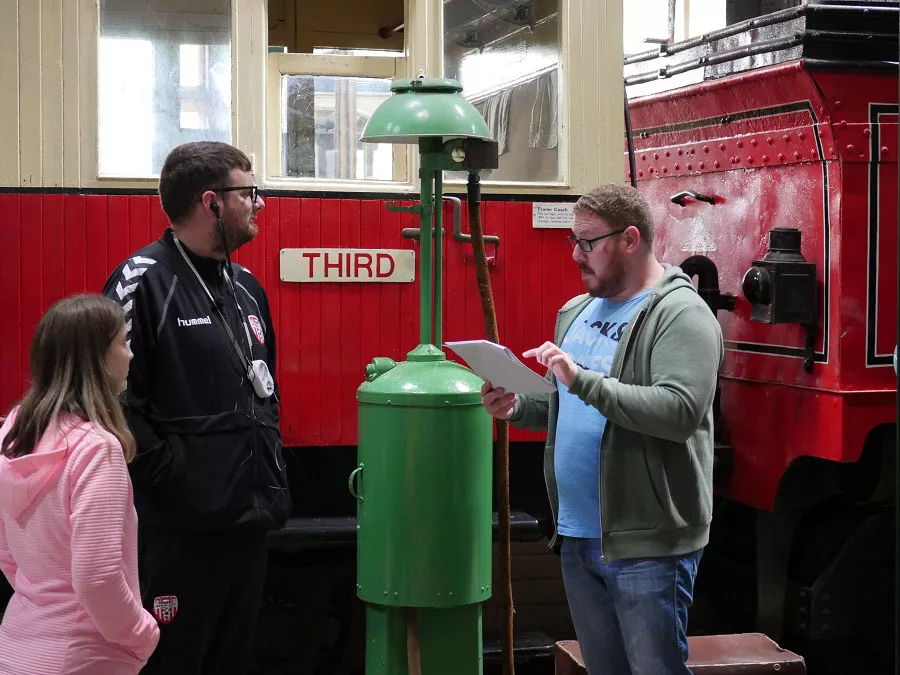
360 78 492 144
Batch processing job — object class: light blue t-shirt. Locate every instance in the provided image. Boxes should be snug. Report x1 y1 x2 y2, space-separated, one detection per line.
554 291 649 538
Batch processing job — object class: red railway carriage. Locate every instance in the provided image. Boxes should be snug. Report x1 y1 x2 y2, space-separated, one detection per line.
623 3 898 668
0 194 580 447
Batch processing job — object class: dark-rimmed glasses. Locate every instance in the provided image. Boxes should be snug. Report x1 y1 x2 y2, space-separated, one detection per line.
567 227 627 252
210 185 260 205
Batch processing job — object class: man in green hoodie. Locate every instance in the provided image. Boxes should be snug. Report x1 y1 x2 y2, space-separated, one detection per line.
482 183 723 675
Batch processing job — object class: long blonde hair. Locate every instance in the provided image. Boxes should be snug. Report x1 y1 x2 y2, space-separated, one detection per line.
1 294 136 462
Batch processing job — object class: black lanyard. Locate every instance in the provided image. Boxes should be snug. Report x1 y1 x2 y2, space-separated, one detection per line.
173 235 255 375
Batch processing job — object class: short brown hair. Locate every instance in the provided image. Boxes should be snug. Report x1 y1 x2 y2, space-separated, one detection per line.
158 141 252 224
574 183 655 244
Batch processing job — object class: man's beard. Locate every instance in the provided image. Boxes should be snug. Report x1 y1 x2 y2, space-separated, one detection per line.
582 253 627 298
212 217 256 254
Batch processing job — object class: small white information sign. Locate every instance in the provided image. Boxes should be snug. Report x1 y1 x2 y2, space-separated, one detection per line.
280 248 415 283
532 202 575 229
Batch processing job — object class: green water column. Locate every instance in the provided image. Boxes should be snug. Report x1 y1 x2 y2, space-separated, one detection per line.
350 78 499 675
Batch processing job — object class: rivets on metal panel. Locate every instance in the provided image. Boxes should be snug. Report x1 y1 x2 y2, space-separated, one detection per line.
641 154 646 161
686 163 692 170
834 99 842 108
698 162 705 169
714 161 720 168
778 153 785 161
783 134 791 142
750 138 757 147
719 143 726 151
689 148 695 154
762 155 769 162
798 132 805 140
662 166 668 173
863 128 871 137
846 144 855 153
703 145 710 153
677 149 683 156
665 150 670 157
654 153 659 160
794 151 800 159
737 140 743 148
767 136 774 144
746 156 753 164
674 163 680 170
839 120 848 128
638 170 644 177
648 167 655 173
882 146 890 155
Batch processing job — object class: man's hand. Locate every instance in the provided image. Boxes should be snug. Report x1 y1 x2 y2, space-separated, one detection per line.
480 382 516 420
523 342 577 388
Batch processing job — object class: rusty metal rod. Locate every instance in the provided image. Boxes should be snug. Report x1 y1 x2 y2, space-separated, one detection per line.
467 171 515 675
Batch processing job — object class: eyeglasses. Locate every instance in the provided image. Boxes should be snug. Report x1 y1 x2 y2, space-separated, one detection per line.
567 227 627 252
210 185 260 205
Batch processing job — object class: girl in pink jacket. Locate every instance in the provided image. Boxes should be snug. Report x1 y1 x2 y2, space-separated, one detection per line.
0 294 159 674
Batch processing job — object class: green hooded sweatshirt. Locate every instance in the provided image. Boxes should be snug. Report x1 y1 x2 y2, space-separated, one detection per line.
509 264 723 562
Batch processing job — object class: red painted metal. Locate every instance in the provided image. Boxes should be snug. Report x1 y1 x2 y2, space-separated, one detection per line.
0 194 575 448
627 60 898 510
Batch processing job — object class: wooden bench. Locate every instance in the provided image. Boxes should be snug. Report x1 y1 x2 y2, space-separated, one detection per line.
555 633 806 674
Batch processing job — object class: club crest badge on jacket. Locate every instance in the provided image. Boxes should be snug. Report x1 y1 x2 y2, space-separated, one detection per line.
153 595 179 624
248 315 265 345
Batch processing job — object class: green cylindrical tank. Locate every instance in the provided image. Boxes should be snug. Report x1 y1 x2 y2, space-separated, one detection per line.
353 346 493 608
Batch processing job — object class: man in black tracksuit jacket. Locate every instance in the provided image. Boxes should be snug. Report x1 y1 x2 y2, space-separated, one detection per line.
103 142 291 674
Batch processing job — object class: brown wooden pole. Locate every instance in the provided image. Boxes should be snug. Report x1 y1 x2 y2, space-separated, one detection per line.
467 172 515 675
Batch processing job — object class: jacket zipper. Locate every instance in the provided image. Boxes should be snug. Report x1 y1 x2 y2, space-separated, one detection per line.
599 294 655 563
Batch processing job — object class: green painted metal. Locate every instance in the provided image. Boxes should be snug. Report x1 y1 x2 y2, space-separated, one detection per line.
355 359 492 607
355 74 494 675
364 605 409 675
419 149 436 347
418 605 483 675
359 78 492 144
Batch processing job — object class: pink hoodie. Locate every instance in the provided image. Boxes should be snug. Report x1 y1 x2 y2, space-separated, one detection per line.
0 410 159 674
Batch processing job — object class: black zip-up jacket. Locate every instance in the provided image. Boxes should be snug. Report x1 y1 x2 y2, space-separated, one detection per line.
102 229 291 533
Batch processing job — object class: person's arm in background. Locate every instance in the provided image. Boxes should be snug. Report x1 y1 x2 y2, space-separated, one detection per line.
103 263 184 486
69 437 159 662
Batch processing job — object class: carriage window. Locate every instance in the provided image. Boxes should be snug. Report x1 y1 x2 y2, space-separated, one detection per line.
98 0 232 177
443 0 562 183
268 0 404 54
279 75 393 180
265 0 407 184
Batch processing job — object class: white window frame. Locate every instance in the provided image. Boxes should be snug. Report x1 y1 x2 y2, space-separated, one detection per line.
264 52 411 188
3 0 630 194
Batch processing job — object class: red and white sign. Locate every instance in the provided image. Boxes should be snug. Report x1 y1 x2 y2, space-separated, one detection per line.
280 248 415 283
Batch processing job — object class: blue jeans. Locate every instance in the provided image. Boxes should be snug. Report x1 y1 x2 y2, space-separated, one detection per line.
560 537 702 675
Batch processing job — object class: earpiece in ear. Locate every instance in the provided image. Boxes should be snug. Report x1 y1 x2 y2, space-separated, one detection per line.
211 202 220 216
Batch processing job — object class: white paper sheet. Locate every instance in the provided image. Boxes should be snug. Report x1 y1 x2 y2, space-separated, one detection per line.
445 340 556 394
